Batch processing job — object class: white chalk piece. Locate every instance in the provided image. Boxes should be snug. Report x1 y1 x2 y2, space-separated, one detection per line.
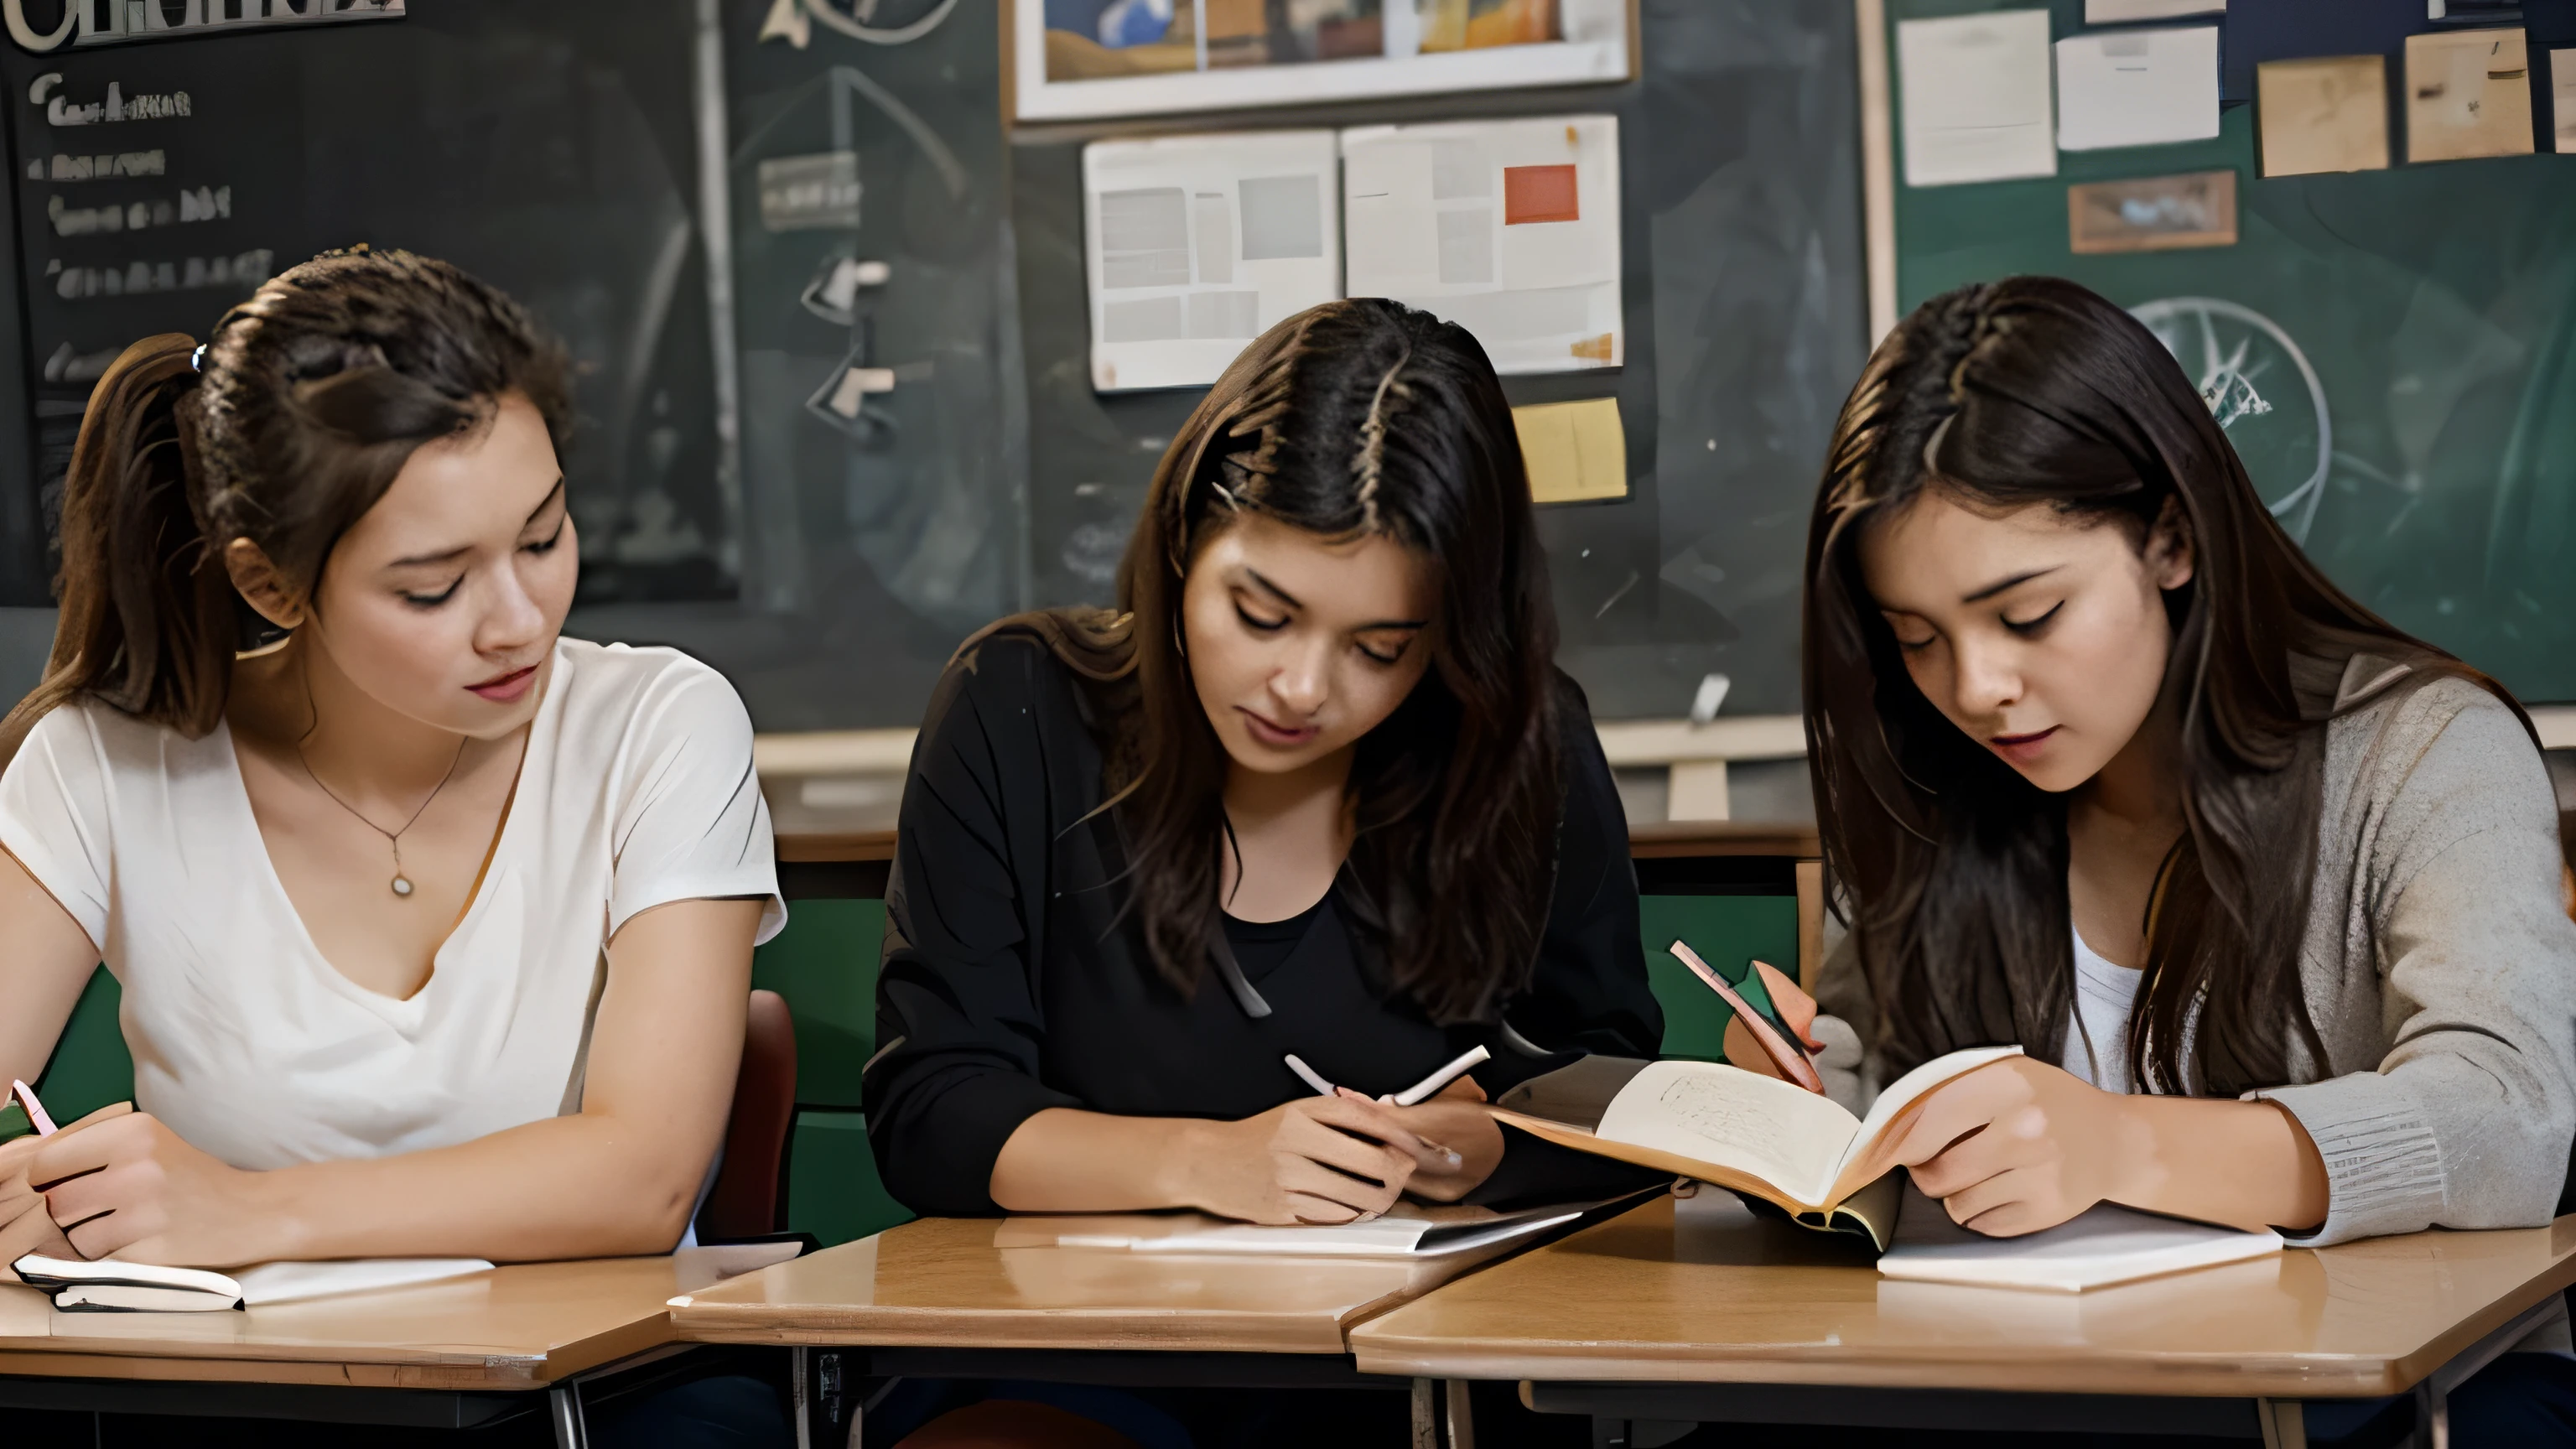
1083 130 1341 392
1690 673 1732 725
1898 11 2057 186
2055 26 2221 151
1341 116 1623 376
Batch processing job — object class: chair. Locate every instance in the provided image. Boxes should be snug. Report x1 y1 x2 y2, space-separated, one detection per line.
699 989 798 1241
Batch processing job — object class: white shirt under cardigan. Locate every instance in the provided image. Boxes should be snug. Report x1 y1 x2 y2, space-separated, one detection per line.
2059 916 2145 1095
0 637 786 1175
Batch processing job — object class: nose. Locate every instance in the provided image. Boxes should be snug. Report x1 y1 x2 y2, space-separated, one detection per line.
1268 635 1332 719
1950 633 2023 719
475 558 548 658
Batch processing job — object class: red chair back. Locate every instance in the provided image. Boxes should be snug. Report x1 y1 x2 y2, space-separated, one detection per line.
699 988 797 1239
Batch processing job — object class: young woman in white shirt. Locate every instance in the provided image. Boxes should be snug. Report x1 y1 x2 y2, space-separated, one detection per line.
0 249 786 1444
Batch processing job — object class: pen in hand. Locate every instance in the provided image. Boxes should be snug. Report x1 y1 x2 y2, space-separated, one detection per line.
8 1081 55 1138
1280 1054 1466 1169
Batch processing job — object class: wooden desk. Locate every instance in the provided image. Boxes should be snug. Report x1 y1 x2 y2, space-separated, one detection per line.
0 1252 754 1447
671 1213 1552 1443
1348 1195 2576 1442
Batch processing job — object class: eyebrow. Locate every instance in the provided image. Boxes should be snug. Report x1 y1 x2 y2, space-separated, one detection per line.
383 478 567 569
1961 566 2059 605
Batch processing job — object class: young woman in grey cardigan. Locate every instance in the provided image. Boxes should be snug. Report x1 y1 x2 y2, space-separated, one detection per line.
1801 278 2576 1435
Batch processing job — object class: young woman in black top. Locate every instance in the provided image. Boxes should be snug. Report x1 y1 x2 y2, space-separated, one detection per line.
869 298 1661 1237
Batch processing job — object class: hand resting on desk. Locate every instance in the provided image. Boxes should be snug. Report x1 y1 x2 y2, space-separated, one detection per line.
989 1076 1505 1225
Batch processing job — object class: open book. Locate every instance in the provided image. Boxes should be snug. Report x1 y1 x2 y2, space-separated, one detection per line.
13 1254 492 1312
1491 1046 2022 1250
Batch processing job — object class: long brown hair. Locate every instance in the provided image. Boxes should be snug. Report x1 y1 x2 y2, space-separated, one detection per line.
1 247 571 753
1805 277 2521 1096
993 299 1563 1024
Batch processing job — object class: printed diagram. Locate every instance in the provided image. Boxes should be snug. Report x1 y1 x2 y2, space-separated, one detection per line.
2129 297 2331 543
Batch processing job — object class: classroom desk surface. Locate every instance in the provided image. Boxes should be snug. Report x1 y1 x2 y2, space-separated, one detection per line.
669 1213 1531 1355
1348 1194 2576 1401
0 1254 697 1393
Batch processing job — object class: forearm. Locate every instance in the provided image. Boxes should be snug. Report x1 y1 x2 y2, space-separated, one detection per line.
989 1107 1208 1213
238 1109 716 1265
2112 1096 2328 1234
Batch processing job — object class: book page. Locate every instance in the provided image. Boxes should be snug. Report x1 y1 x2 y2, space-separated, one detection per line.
1828 1045 2025 1202
1597 1061 1858 1207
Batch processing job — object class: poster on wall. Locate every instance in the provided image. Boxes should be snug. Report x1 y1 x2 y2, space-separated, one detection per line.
1340 114 1621 375
1083 129 1342 391
1015 0 1631 122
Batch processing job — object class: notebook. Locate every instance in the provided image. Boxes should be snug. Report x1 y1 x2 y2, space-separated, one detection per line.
13 1254 494 1312
1876 1184 2283 1292
1000 1198 1623 1258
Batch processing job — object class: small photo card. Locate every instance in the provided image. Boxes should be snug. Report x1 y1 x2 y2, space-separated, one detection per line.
2067 170 2237 254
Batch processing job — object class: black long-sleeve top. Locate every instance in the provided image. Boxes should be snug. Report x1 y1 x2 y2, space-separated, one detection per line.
865 627 1664 1216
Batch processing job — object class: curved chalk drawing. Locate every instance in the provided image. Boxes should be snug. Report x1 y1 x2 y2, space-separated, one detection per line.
2130 297 2333 543
804 0 962 46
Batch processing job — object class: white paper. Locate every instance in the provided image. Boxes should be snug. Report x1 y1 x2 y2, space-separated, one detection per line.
2055 26 2221 150
233 1258 492 1306
1339 115 1623 375
1878 1187 2280 1293
1898 11 2059 185
2085 0 2221 21
1083 130 1342 392
2553 48 2575 153
1058 1210 1580 1258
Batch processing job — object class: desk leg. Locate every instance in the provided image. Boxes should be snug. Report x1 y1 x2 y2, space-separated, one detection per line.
1446 1379 1476 1449
1413 1379 1438 1449
2256 1399 2307 1449
793 1346 813 1449
549 1383 589 1449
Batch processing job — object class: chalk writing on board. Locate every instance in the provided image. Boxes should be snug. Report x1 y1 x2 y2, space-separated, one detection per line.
3 0 405 55
48 248 274 300
35 79 188 124
34 148 161 180
2131 297 2331 543
49 184 227 236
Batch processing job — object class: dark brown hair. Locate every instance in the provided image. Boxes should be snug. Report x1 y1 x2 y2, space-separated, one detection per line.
993 299 1563 1024
1805 277 2520 1096
1 247 572 751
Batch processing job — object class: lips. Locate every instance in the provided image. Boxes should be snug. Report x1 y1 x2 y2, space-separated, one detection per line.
1987 725 2059 765
468 664 539 704
1238 707 1322 749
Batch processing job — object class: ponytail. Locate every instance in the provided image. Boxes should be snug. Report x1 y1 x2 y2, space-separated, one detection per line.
0 335 234 761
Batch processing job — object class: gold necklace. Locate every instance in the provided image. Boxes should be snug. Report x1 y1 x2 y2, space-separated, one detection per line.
295 738 470 898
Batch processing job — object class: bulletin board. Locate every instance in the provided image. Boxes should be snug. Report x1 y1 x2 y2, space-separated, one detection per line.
1867 0 2576 704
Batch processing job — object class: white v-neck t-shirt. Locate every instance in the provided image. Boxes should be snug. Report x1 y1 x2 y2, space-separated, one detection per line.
0 637 786 1172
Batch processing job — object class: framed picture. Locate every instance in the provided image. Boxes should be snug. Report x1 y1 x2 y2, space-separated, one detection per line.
1010 0 1633 123
2066 170 2238 255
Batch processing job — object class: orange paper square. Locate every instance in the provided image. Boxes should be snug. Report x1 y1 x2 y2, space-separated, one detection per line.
1503 164 1579 225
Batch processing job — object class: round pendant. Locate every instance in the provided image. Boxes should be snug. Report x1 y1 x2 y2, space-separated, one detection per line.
392 875 414 898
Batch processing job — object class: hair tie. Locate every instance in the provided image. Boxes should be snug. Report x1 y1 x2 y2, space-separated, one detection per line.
190 343 208 372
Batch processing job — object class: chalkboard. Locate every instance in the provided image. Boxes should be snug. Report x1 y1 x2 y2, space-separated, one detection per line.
0 1 736 610
1016 0 1869 722
1888 0 2576 704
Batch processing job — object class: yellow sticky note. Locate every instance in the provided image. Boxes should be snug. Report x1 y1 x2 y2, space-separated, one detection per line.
1513 397 1627 505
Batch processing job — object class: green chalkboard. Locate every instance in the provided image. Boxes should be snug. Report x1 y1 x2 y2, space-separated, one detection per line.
1889 0 2576 704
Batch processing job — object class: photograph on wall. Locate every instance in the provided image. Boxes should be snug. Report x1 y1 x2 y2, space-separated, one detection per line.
1015 0 1630 122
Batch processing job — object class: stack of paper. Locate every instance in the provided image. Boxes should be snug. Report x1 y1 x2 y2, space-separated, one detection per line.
1341 116 1623 375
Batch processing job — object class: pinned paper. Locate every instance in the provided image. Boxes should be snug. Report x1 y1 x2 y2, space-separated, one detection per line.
2405 29 2535 164
2084 0 2220 19
2257 55 2390 175
1898 11 2056 187
2067 171 2235 254
2553 48 2575 152
2054 27 2220 151
1342 116 1622 375
1513 397 1626 504
1083 130 1341 392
